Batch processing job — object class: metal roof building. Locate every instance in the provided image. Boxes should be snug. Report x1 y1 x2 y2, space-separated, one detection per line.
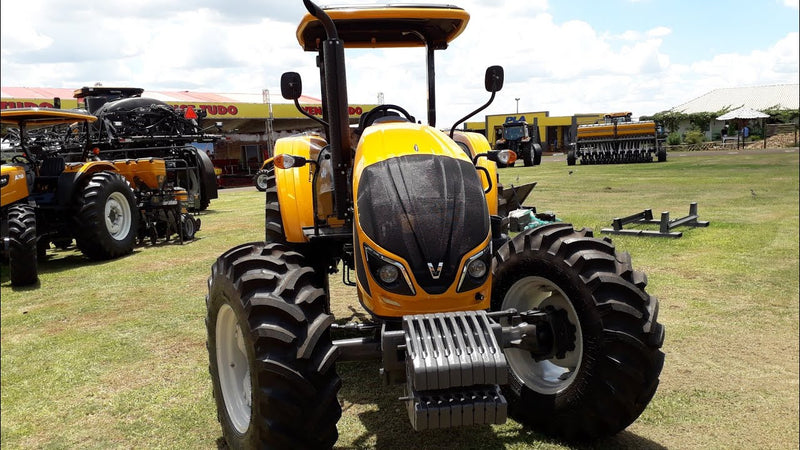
670 84 799 114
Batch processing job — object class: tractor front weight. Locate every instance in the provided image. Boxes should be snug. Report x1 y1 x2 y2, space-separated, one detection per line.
333 307 575 430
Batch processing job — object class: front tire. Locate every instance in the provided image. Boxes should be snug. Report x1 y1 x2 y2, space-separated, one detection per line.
263 162 286 243
75 172 139 260
206 242 341 449
491 223 665 441
7 204 38 286
567 149 577 166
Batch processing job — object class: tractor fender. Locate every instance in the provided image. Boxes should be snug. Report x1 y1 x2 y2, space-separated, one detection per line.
273 134 329 243
0 165 30 207
450 131 499 216
57 161 120 206
194 147 219 201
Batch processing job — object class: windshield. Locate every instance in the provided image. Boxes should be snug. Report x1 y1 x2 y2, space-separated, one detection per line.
503 125 525 140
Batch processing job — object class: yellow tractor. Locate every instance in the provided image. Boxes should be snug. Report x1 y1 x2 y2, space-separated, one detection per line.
1 108 199 286
205 1 664 447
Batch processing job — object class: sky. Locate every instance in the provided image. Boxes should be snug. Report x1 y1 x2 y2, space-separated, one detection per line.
1 0 798 126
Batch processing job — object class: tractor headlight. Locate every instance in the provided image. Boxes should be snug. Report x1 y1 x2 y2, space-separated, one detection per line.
457 247 491 293
467 258 487 278
378 264 400 284
364 244 415 295
0 174 8 187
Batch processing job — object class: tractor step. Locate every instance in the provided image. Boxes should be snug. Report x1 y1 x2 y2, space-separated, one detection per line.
402 310 508 430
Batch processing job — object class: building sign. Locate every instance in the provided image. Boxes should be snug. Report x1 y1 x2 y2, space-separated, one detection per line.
1 99 80 110
300 105 364 116
170 104 240 116
0 98 377 120
2 98 374 120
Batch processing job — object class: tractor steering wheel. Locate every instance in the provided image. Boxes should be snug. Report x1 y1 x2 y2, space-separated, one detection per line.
12 154 32 165
356 104 415 136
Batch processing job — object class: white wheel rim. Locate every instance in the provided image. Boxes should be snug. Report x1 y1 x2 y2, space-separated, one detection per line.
256 174 268 190
216 304 252 434
501 276 583 394
105 192 132 240
183 217 195 238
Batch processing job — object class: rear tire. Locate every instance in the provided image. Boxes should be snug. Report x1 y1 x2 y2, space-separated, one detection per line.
567 150 577 166
491 223 665 441
206 242 341 449
7 204 38 286
657 147 667 162
533 143 543 166
75 172 139 260
522 144 534 167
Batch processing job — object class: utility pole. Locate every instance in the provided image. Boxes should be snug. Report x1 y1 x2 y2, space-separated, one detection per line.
515 98 520 114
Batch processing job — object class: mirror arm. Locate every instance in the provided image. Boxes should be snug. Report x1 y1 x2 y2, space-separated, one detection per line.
294 98 329 128
475 165 493 194
449 91 496 139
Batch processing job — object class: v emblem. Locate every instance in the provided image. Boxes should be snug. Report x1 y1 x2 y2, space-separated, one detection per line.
427 262 443 279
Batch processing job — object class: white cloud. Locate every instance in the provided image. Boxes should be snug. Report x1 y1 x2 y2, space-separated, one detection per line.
647 26 672 38
783 0 799 10
1 0 797 126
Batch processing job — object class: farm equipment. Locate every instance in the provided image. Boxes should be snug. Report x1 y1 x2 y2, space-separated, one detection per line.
205 1 664 447
72 86 220 211
601 202 710 238
1 108 199 286
568 112 666 165
494 120 542 167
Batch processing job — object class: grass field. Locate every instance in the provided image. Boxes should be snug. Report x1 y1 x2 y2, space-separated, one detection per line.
2 149 798 449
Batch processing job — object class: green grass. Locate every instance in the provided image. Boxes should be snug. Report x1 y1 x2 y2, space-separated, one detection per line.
2 150 798 449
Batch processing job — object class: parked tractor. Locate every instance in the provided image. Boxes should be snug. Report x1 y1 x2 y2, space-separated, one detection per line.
205 2 664 447
1 108 199 286
568 112 666 165
72 86 220 211
494 120 542 167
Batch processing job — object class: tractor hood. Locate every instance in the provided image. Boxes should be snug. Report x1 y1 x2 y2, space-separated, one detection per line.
354 124 490 295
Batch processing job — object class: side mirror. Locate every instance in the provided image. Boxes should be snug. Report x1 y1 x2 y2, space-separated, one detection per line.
484 66 504 93
449 65 505 139
281 72 303 100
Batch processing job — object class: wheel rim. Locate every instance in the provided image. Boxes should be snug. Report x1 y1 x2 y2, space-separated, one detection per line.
501 276 583 395
105 192 132 240
216 304 252 434
256 174 269 190
182 216 195 239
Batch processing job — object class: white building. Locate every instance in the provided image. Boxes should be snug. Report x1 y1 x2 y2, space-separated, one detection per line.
669 84 799 139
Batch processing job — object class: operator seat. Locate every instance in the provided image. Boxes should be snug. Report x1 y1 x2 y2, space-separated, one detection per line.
36 156 66 191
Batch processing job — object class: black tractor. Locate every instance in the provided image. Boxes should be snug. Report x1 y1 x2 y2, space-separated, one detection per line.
494 120 542 167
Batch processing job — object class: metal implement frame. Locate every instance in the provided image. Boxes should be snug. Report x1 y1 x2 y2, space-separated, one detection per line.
601 202 709 238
